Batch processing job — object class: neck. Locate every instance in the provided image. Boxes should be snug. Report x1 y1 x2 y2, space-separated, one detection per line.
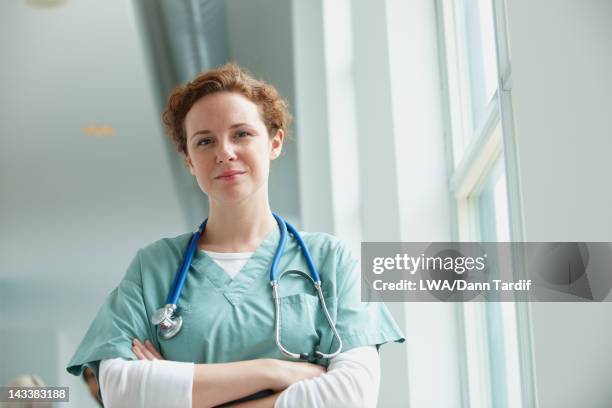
200 195 277 252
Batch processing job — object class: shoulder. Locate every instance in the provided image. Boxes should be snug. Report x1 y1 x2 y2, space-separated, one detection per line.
121 232 194 285
298 231 357 269
138 232 194 260
300 231 343 250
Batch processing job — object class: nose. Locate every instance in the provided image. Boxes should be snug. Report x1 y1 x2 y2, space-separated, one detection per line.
215 140 237 164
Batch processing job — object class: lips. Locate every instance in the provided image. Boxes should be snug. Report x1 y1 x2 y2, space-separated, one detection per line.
215 170 246 179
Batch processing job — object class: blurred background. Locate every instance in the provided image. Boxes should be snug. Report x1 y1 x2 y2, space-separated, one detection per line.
1 0 612 407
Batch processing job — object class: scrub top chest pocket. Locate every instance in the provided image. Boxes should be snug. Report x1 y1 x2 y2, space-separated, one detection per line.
274 269 339 363
277 292 323 360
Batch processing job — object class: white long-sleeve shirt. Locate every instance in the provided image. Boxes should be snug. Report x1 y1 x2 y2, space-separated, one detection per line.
274 346 380 408
99 346 379 408
99 358 194 408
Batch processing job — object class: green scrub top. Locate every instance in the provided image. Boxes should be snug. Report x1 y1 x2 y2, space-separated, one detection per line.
66 228 405 379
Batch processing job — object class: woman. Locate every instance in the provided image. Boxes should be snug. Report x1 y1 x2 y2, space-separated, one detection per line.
67 63 404 407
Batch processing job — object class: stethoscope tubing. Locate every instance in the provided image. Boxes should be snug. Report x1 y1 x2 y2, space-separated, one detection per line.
155 213 343 360
166 220 207 305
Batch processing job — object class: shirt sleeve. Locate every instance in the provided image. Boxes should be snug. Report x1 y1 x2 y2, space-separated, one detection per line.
99 358 194 408
328 243 405 352
66 250 158 380
274 346 380 408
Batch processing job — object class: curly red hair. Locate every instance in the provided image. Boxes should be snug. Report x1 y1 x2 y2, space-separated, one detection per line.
162 62 291 156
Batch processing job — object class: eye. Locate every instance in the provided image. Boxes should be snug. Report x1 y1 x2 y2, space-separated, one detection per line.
197 138 213 146
235 130 252 138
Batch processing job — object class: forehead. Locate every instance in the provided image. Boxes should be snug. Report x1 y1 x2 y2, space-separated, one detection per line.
184 92 263 131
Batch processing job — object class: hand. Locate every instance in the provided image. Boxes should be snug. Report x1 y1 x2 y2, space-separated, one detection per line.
131 338 165 360
271 360 326 391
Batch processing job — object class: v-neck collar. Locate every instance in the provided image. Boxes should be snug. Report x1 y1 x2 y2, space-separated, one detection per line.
189 226 280 306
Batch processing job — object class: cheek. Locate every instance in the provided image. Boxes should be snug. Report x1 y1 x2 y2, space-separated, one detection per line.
250 151 270 171
256 159 272 181
189 157 213 180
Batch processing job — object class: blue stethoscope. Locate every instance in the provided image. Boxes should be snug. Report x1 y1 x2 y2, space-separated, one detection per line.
150 213 343 361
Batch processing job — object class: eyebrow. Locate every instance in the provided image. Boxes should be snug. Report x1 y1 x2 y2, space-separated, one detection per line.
189 123 250 141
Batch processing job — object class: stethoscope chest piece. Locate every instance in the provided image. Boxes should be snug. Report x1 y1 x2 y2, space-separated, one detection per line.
151 304 183 340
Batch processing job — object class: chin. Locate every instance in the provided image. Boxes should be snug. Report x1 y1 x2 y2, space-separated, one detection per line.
214 188 254 204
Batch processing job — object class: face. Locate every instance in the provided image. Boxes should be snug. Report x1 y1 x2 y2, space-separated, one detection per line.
184 92 283 205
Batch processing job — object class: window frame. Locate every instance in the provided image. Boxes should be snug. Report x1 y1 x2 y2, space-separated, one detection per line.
434 0 536 407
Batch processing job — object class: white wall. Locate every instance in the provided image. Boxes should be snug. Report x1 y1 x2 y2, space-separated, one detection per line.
506 0 612 406
351 0 413 405
385 0 461 406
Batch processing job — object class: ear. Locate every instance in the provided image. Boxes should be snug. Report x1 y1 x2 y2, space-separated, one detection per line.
269 129 284 160
185 154 196 175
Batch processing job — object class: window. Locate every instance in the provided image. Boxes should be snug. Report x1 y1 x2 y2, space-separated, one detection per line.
437 0 529 407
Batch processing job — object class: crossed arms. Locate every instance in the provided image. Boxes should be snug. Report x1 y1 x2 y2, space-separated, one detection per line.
98 339 379 408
